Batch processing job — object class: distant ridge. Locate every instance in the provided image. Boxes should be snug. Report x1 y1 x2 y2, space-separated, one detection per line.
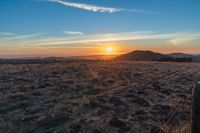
113 50 199 62
113 50 171 61
168 53 193 58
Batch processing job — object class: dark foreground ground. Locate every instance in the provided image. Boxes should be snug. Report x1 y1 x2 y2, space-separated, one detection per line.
0 60 200 133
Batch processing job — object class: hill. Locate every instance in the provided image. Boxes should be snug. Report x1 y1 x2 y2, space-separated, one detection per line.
113 50 198 62
193 55 200 61
113 50 172 61
168 53 200 62
168 53 193 58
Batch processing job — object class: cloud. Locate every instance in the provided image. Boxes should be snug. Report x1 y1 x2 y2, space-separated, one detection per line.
35 32 181 46
45 0 152 14
2 31 199 48
3 33 46 40
0 32 14 36
63 31 83 35
3 31 196 47
170 33 200 45
46 0 122 13
127 9 152 14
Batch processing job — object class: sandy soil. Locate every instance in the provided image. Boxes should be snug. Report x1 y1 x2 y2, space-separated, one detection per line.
0 60 200 133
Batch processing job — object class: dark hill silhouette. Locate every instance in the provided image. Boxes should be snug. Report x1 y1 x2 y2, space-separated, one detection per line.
113 50 172 61
168 53 200 62
168 53 193 58
193 55 200 61
113 50 196 62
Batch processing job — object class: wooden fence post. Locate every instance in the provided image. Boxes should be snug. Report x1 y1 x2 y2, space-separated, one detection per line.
192 81 200 133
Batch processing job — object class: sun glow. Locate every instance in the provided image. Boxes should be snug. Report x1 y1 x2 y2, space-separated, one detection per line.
105 47 113 53
100 44 121 55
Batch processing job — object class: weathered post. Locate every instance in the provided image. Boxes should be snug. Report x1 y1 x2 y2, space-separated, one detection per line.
192 81 200 133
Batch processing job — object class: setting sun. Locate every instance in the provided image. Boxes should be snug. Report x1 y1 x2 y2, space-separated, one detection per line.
105 47 113 53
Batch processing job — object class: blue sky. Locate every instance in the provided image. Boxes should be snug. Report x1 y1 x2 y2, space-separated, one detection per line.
0 0 200 56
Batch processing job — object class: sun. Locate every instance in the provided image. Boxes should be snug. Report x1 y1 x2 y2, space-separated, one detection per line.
105 47 113 53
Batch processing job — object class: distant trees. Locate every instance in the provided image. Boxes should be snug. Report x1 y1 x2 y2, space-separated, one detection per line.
160 57 193 62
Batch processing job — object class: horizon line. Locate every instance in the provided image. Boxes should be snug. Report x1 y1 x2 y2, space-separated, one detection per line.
0 49 199 59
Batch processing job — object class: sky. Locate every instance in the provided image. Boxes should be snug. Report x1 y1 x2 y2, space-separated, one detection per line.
0 0 200 57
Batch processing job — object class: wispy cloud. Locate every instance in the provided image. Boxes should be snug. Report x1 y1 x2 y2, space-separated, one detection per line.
1 30 199 50
0 32 14 36
3 31 199 48
46 0 122 13
170 33 200 45
45 0 151 14
3 33 46 40
63 31 83 35
127 9 152 14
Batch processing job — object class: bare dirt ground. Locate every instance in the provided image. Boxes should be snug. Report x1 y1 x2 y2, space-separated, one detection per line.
0 60 200 133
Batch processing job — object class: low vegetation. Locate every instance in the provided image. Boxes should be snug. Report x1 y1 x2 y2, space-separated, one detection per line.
0 60 200 133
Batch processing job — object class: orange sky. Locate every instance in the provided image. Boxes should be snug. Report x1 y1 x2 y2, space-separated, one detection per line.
0 42 199 58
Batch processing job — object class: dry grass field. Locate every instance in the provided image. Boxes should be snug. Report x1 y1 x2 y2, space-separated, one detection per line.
0 60 200 133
